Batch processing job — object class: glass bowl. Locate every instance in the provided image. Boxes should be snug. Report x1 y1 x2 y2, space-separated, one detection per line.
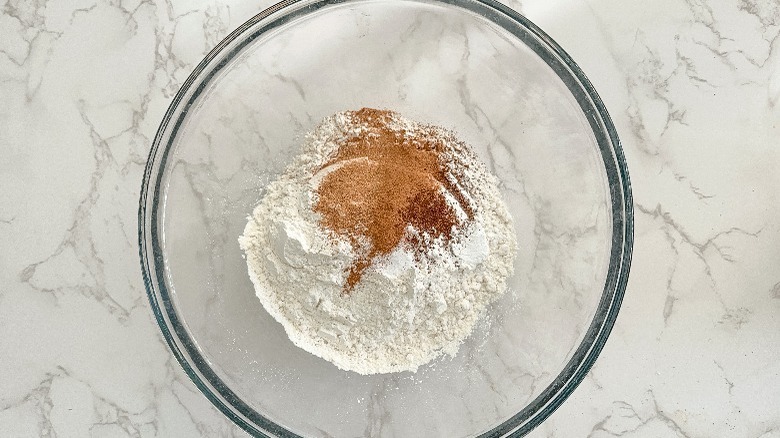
138 0 633 436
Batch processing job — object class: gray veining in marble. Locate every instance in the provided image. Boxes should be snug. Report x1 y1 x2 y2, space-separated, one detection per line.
1 0 779 437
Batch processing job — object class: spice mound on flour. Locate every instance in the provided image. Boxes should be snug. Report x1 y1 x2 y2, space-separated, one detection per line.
239 108 517 375
313 108 473 291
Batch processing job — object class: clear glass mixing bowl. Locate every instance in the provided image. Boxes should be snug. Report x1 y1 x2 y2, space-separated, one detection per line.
138 0 633 436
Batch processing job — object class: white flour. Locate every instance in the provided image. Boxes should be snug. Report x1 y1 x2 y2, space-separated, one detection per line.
239 110 516 374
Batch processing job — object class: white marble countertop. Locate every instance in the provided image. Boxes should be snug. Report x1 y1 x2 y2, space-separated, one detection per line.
2 0 779 437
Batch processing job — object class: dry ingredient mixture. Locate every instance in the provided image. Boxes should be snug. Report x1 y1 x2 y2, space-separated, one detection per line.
239 108 516 374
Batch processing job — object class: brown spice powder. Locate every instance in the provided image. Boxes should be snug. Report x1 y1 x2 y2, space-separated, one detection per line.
313 108 474 292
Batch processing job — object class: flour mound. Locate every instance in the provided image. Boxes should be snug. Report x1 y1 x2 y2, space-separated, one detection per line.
239 109 516 375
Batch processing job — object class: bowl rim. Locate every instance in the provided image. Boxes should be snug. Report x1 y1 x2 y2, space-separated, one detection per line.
138 0 634 436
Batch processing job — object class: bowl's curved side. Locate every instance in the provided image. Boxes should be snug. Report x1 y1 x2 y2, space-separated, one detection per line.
472 1 633 436
138 3 310 437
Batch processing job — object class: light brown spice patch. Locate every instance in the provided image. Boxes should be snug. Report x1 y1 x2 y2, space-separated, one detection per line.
313 108 474 292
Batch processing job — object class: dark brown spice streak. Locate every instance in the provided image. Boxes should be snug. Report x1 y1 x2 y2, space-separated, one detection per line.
313 108 474 292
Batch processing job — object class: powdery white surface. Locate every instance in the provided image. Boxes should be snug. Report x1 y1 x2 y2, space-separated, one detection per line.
239 111 517 374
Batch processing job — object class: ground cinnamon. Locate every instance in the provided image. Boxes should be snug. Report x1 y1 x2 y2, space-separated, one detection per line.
313 108 474 292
